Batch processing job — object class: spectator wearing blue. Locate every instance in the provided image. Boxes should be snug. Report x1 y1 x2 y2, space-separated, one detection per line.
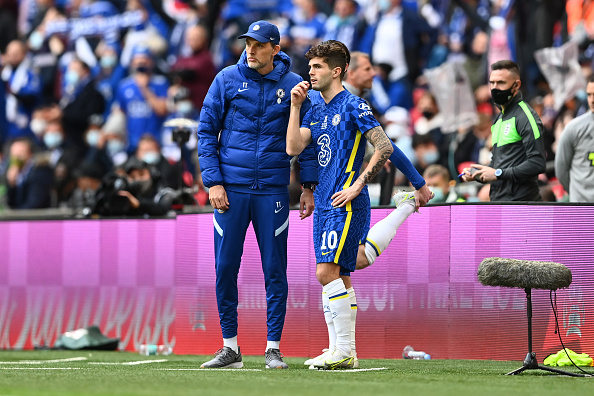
1 40 40 145
322 0 366 51
198 20 318 370
359 0 436 109
113 45 169 152
96 42 126 119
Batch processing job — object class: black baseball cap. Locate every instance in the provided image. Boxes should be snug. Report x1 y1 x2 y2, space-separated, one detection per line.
238 21 280 46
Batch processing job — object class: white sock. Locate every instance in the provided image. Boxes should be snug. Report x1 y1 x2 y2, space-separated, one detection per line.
323 279 351 354
223 336 238 353
266 340 280 352
365 204 415 265
322 291 336 351
346 287 357 355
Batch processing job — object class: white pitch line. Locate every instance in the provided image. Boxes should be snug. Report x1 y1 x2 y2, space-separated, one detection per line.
88 359 169 366
0 357 88 364
157 368 263 372
316 367 389 372
0 367 82 370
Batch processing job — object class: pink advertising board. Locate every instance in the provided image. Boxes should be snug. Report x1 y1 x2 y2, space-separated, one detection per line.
1 205 593 361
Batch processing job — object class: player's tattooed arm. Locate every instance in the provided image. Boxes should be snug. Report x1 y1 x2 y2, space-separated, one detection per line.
358 126 394 186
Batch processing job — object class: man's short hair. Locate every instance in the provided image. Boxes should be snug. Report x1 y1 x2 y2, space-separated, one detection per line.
305 40 350 79
348 51 370 73
587 74 594 84
423 164 451 181
491 60 520 78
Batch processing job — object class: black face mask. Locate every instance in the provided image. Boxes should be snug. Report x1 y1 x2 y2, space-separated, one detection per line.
422 111 435 119
491 82 516 106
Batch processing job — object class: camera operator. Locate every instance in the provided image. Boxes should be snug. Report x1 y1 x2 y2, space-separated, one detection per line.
93 158 173 217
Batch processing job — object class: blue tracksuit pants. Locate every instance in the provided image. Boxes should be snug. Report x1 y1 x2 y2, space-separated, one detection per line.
213 189 290 341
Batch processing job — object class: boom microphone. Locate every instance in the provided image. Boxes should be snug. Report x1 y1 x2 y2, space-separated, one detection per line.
477 257 572 290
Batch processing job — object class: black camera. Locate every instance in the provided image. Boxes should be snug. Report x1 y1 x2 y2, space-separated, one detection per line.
172 127 191 144
92 173 132 216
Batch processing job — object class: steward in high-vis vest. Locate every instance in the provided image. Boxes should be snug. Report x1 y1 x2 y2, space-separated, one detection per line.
461 60 546 201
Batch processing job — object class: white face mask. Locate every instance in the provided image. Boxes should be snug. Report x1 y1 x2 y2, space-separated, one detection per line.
30 119 47 136
176 101 193 114
86 129 102 147
107 139 126 155
141 151 160 165
43 131 64 148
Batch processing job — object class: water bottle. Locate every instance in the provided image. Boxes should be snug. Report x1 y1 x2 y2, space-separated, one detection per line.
138 344 173 356
402 345 431 360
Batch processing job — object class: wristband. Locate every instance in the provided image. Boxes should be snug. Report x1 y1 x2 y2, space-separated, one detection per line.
302 182 316 192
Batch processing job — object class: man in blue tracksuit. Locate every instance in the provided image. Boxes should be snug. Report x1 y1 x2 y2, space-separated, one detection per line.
198 21 318 369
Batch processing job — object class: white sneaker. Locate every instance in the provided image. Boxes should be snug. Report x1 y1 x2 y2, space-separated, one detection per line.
393 190 416 211
305 348 331 366
313 347 354 370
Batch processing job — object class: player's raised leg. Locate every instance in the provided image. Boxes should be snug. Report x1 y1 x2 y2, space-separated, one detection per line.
357 190 417 270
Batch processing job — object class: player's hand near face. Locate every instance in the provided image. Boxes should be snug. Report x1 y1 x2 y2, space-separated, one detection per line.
300 188 315 219
331 182 364 208
290 81 309 107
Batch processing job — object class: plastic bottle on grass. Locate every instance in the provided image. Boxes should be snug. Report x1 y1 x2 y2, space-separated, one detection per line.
139 344 173 356
402 345 431 360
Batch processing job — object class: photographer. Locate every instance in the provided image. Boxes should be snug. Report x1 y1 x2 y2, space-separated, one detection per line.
93 158 173 217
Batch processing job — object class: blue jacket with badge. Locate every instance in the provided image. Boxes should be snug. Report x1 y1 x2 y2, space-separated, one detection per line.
198 50 318 193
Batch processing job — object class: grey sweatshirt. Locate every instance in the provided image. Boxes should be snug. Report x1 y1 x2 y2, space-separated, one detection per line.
555 111 594 202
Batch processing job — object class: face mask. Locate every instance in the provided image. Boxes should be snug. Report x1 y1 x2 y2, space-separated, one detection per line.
30 118 47 136
134 65 151 74
86 129 101 147
428 186 446 203
176 101 193 115
100 55 118 69
422 111 435 119
379 0 391 11
128 179 152 196
491 82 516 106
64 70 80 87
422 150 439 165
29 31 44 51
107 139 126 155
141 151 160 165
43 131 64 148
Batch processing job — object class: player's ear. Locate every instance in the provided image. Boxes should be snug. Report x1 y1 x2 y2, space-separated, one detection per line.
272 44 281 56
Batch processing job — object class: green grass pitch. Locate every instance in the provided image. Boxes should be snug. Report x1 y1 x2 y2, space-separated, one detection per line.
0 350 592 396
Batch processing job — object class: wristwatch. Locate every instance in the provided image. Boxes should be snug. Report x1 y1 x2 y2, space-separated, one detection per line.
495 168 503 179
302 182 316 192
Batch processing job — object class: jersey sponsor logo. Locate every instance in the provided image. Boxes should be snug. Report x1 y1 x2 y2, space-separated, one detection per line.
332 114 341 126
317 134 331 167
238 82 248 92
310 121 321 125
358 103 371 111
321 115 328 129
358 110 373 118
127 100 152 118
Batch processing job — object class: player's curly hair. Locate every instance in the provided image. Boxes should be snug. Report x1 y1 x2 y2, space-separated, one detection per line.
305 40 350 80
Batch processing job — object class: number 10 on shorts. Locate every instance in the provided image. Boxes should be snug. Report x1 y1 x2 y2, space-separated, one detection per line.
321 230 338 250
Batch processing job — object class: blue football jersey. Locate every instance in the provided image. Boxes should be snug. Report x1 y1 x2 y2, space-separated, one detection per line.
302 89 380 211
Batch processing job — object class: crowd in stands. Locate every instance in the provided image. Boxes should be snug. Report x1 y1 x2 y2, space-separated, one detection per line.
1 0 593 214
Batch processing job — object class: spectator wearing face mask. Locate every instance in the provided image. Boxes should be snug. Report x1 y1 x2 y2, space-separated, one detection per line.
1 40 41 145
423 164 465 203
4 137 53 209
161 87 199 177
412 133 440 176
82 114 114 177
96 42 126 119
113 45 169 152
41 120 82 206
133 134 181 190
58 57 106 154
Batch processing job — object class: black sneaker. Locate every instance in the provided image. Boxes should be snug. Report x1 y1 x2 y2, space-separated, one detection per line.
201 346 243 368
265 348 289 369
